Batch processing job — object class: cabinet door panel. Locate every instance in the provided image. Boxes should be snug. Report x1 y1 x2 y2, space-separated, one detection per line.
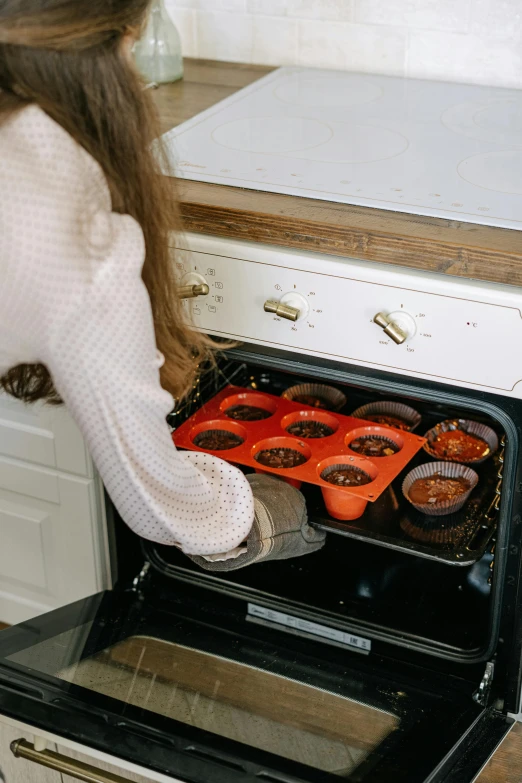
0 458 59 504
0 723 61 783
0 394 93 478
0 468 107 624
0 498 48 588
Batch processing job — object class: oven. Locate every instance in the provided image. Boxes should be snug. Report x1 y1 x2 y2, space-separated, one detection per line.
1 233 522 783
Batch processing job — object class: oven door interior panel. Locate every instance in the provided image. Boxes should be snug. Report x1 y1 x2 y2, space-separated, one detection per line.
0 590 511 783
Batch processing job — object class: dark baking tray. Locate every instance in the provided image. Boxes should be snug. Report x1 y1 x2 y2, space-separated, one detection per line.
306 450 500 565
169 360 502 567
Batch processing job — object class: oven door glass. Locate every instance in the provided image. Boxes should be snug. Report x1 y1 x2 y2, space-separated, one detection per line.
0 588 509 783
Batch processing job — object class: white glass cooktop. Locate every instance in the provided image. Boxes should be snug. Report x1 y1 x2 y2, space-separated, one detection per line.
162 67 522 230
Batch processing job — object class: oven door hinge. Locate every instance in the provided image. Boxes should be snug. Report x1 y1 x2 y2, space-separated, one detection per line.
131 561 151 593
474 661 495 706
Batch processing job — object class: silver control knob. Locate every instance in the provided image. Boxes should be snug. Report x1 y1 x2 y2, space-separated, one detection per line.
374 311 416 344
264 300 300 321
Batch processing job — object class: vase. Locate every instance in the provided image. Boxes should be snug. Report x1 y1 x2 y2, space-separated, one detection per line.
134 0 183 85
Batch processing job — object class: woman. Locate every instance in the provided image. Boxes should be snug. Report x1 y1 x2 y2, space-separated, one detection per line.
0 0 325 570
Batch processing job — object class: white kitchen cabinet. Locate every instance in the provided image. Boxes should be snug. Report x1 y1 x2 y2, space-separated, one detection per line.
0 394 92 478
0 722 61 783
0 394 111 625
0 715 180 783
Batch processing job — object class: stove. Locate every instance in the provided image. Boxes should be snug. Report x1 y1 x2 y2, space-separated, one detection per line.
162 66 522 230
3 68 522 783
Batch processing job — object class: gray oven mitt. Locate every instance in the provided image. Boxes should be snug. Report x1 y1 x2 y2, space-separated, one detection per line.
187 473 326 572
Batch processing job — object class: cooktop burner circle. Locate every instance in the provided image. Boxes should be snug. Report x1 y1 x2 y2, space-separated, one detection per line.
475 100 522 133
458 150 522 195
274 71 383 107
301 123 409 164
211 116 333 154
442 99 522 147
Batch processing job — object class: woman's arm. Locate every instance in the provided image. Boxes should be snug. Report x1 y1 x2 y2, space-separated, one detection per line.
3 105 326 568
0 105 254 556
41 209 255 555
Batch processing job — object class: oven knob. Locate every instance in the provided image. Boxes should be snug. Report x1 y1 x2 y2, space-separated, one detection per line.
373 311 416 344
178 273 210 299
264 292 310 322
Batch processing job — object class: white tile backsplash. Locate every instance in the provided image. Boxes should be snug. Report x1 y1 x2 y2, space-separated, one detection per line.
196 11 253 61
298 20 407 73
167 8 197 57
252 16 298 65
471 0 522 42
165 0 522 88
287 0 354 21
356 0 472 33
408 29 522 88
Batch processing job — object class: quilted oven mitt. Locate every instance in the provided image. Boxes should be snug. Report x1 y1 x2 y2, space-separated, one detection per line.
188 473 326 571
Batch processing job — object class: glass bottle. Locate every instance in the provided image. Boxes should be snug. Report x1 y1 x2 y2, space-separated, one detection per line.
134 0 183 85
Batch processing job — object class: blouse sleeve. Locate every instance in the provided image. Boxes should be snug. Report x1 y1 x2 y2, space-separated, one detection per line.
1 106 254 556
41 209 255 555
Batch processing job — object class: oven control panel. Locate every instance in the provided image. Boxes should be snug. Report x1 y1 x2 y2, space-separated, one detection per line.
173 234 522 398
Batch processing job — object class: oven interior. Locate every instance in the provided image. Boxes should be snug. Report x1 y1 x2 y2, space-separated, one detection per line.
0 352 515 783
144 353 508 667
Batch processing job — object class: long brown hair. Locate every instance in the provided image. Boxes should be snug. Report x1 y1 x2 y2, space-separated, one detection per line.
0 0 215 404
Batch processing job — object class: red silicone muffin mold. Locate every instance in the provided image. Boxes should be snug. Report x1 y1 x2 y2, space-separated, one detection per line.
220 391 278 419
172 386 426 521
317 455 379 520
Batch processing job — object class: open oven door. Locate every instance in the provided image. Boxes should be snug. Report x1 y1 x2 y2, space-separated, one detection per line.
0 581 514 783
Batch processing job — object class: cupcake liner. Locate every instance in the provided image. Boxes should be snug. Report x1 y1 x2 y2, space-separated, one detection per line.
254 448 308 469
423 419 498 464
402 461 479 517
351 401 422 432
400 516 465 545
345 424 404 460
286 420 335 438
281 410 340 440
220 392 277 420
282 383 347 412
253 437 312 470
320 463 373 486
193 428 245 451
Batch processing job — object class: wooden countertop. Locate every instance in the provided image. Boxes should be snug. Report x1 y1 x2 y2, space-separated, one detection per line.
475 723 522 782
153 59 522 287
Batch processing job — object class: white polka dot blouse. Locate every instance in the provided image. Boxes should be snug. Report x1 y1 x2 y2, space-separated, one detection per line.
0 105 254 558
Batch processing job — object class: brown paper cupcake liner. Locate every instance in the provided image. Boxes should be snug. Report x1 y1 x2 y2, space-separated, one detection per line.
282 383 347 412
400 516 465 545
423 419 498 464
320 463 373 487
254 447 309 469
351 401 422 432
192 429 245 451
402 461 479 517
347 433 401 457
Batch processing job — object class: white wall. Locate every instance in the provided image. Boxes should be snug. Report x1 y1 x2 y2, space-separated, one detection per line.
166 0 522 89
